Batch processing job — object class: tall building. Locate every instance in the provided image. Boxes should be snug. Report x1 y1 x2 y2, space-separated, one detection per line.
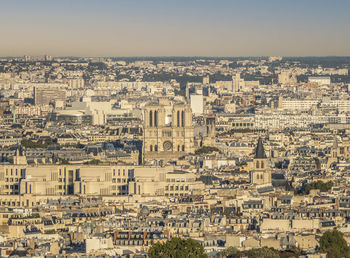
250 137 272 185
232 73 245 92
190 94 204 116
143 103 194 162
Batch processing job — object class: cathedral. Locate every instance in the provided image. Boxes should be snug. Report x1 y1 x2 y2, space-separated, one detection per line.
250 137 272 185
143 101 195 162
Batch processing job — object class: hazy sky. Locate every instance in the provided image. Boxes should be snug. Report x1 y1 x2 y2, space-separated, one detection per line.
1 0 349 57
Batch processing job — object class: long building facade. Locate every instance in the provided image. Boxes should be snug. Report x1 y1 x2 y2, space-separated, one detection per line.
0 164 204 208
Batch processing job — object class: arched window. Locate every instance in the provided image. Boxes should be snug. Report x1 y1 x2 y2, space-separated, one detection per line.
256 160 260 169
182 145 185 151
154 145 158 152
150 145 153 152
261 161 264 168
154 110 158 127
149 111 153 127
177 145 180 151
181 111 185 127
177 111 180 127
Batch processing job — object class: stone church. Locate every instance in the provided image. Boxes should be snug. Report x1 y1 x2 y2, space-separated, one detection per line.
143 101 195 162
250 137 272 185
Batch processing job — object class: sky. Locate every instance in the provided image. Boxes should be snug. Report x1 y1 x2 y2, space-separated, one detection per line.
0 0 349 57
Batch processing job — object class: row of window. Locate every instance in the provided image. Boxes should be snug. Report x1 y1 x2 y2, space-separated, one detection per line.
5 178 19 182
1 201 38 207
165 185 189 191
255 174 264 180
5 168 25 177
149 145 185 151
57 168 133 178
232 123 254 127
256 161 265 169
4 185 19 190
112 178 127 183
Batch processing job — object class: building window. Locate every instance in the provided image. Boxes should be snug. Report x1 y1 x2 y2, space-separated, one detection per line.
149 110 153 127
182 145 185 151
154 145 158 152
181 111 185 127
177 111 180 127
154 110 158 127
150 145 153 152
256 161 260 169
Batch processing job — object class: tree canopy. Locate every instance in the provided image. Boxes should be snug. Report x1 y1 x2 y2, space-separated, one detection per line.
319 230 350 258
195 146 221 155
148 237 207 258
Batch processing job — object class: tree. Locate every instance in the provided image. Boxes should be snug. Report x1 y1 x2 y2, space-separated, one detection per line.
219 246 239 257
195 146 221 155
148 237 207 258
296 180 333 195
319 230 350 258
87 159 101 165
246 248 280 258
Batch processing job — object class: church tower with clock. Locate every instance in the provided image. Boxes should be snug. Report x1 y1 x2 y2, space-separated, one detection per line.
143 102 194 162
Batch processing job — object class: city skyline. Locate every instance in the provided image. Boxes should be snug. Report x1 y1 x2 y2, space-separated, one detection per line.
1 0 350 57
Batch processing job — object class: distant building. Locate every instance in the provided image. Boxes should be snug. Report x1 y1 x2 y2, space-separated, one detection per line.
143 102 194 161
34 87 66 106
308 76 331 85
190 94 204 116
278 70 297 84
67 78 85 89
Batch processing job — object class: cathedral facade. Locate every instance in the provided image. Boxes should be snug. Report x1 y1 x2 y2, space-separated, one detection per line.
143 103 194 162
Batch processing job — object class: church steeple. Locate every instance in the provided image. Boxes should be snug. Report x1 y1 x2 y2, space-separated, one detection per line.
255 137 266 159
251 137 271 186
